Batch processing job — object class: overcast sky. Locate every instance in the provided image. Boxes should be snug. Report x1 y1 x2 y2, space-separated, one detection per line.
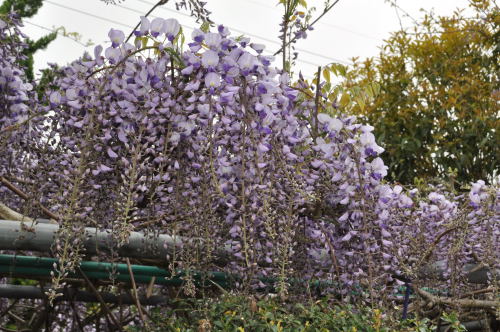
13 0 471 79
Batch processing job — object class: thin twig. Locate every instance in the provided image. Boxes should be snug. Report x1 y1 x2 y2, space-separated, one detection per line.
317 222 341 283
68 288 86 332
7 311 26 324
313 66 321 139
125 0 170 44
416 287 499 309
125 258 147 326
86 45 161 79
420 226 459 263
0 111 48 134
0 176 59 220
146 276 156 298
82 304 118 327
0 299 18 320
459 287 496 299
77 267 123 331
274 0 342 56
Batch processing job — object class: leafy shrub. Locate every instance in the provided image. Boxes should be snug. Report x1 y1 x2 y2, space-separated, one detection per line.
127 295 420 332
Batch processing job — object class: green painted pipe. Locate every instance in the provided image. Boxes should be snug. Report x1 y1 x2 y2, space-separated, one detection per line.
0 254 230 288
0 265 184 286
0 255 228 281
0 254 333 293
0 255 365 295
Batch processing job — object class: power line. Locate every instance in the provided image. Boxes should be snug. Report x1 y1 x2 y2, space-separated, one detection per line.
114 2 198 33
42 0 345 70
44 0 135 30
138 0 349 64
242 0 379 40
23 20 92 47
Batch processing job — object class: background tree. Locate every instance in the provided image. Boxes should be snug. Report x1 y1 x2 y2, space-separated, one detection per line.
339 0 499 185
0 0 56 80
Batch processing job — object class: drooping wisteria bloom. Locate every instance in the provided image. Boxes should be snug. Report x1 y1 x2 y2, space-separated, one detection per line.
134 16 150 36
150 17 164 37
163 18 180 41
108 28 125 47
49 91 62 105
201 50 219 68
104 46 121 63
1 11 497 315
250 43 265 54
318 113 343 132
192 28 204 43
204 72 221 88
205 32 222 49
237 52 255 75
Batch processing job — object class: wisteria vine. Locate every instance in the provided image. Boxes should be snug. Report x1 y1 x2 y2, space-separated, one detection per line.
0 11 498 313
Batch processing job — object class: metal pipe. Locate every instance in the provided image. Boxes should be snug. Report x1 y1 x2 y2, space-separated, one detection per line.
0 220 496 284
0 284 168 305
0 254 228 281
0 254 230 287
0 219 231 262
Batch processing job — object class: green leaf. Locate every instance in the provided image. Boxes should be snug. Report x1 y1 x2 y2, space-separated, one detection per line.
200 21 210 33
322 68 330 83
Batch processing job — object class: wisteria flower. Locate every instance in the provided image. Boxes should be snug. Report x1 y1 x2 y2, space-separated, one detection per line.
205 32 222 48
108 29 124 48
150 17 164 37
201 50 219 68
204 72 221 89
163 18 180 41
192 28 204 43
134 16 150 37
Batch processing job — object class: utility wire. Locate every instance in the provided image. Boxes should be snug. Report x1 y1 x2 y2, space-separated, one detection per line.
42 0 341 72
120 1 343 67
23 20 92 47
116 1 321 67
242 0 379 40
44 0 135 30
138 0 349 64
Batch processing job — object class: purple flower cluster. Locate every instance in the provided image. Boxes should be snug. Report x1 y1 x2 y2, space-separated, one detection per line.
0 14 32 130
0 14 498 299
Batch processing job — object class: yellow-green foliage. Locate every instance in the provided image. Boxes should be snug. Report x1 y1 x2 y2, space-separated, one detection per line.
317 0 499 184
126 295 445 332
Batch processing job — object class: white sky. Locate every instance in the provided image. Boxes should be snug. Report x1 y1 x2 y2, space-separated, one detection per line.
11 0 471 79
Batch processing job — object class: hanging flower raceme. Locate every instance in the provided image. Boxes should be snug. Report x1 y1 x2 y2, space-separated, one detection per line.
1 12 498 304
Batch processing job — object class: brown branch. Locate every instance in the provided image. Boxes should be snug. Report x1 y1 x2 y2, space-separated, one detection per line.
0 176 59 221
125 258 147 326
0 202 33 222
313 66 321 139
125 0 170 44
459 287 497 299
317 222 341 283
420 226 459 263
274 0 342 56
77 267 123 331
416 287 499 309
86 46 161 79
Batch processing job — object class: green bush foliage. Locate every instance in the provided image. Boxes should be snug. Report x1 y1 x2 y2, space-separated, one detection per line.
126 295 442 332
330 0 499 184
